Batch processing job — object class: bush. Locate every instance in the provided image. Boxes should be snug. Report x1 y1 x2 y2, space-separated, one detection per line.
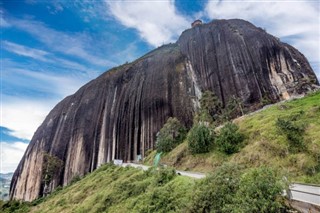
156 117 186 153
215 123 244 154
190 163 242 212
234 167 288 213
154 167 176 186
187 124 214 154
199 91 222 123
190 164 288 213
0 200 30 213
222 96 244 121
276 112 306 152
70 174 81 185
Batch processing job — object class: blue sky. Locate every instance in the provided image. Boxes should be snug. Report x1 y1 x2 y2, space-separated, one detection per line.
1 0 319 173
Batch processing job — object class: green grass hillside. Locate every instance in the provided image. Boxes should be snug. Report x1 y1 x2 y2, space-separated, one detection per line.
145 91 320 184
0 164 195 213
1 163 293 213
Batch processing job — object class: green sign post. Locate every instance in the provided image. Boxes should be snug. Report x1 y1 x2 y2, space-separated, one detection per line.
153 152 162 167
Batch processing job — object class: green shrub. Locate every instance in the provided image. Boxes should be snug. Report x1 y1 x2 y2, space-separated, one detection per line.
70 174 81 185
234 167 288 213
190 163 242 212
156 117 186 152
0 200 30 213
155 167 176 186
276 112 306 152
199 91 222 123
222 96 244 121
187 124 214 154
190 164 288 213
215 123 244 154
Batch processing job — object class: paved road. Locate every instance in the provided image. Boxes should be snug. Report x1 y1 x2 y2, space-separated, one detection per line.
121 163 320 207
122 163 205 179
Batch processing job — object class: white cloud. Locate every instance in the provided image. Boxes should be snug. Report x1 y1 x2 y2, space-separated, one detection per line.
3 41 100 77
3 40 50 62
7 17 115 68
1 66 86 140
205 0 320 76
0 9 10 28
1 97 54 140
0 16 10 28
0 142 28 173
106 0 190 47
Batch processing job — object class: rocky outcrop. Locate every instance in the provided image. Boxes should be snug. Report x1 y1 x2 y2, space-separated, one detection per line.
10 19 318 201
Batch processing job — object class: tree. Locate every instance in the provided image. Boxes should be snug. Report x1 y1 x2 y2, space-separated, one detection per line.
42 153 64 195
156 117 186 152
199 91 222 123
187 124 214 154
222 95 244 121
215 122 244 154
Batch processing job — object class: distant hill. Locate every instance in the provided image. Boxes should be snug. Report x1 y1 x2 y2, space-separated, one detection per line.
0 173 13 201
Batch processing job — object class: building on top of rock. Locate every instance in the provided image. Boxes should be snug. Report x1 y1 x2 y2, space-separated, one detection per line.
191 19 202 28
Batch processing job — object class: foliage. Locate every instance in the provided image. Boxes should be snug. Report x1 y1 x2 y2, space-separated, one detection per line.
154 167 176 186
24 164 194 213
199 91 222 123
215 122 244 154
156 117 187 152
187 124 214 154
70 174 82 185
190 163 242 213
190 164 288 213
233 167 288 213
276 111 306 152
222 95 244 121
150 92 320 184
42 153 64 185
0 200 30 213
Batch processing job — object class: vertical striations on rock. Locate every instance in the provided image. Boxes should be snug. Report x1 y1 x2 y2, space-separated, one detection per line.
10 19 318 201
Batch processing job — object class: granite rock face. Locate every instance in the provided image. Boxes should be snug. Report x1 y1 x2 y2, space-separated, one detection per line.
10 19 318 201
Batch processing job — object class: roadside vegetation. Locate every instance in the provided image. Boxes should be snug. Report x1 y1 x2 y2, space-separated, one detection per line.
1 163 291 213
2 91 319 212
147 91 320 184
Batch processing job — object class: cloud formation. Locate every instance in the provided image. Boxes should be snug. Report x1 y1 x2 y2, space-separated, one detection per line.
3 41 50 62
106 0 190 47
205 0 320 75
2 97 54 140
8 17 115 68
0 142 28 173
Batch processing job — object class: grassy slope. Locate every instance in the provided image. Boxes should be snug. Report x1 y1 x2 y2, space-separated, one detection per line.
145 92 320 183
26 164 194 213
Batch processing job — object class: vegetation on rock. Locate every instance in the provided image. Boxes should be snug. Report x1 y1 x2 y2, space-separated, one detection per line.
147 91 320 184
156 117 187 153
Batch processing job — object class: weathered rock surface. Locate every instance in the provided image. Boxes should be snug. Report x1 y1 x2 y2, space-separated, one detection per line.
10 19 318 201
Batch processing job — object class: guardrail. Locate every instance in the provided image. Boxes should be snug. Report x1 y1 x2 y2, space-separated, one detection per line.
289 183 320 207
